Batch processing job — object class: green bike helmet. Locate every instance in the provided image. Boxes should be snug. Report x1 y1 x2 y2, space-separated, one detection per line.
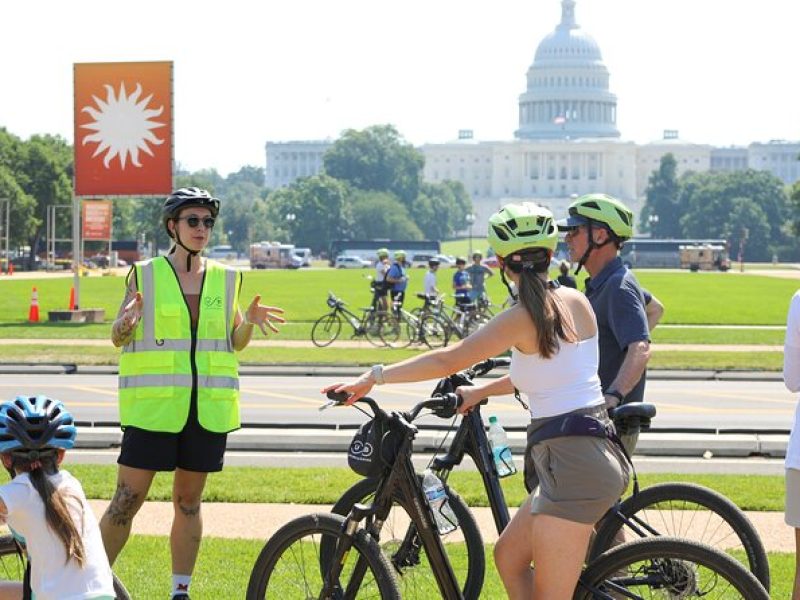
394 250 406 259
558 193 634 240
376 248 389 258
487 203 558 258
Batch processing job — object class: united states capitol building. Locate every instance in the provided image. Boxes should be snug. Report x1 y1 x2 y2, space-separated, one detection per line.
265 0 799 228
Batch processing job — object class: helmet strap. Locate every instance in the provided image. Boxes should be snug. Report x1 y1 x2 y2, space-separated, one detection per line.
499 267 517 303
574 221 615 275
170 227 200 272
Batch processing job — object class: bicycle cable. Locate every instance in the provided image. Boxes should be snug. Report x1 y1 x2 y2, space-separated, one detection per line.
424 411 460 471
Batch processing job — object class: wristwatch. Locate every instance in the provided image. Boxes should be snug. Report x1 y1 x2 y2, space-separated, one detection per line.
371 364 386 385
605 389 624 405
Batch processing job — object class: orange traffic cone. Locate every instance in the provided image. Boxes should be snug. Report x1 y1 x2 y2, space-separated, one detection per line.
68 286 75 310
7 262 13 276
28 287 40 323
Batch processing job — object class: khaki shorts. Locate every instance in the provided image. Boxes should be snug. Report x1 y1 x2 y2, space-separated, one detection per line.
786 468 800 527
524 404 630 524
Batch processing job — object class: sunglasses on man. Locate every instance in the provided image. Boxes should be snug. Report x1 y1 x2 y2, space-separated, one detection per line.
176 216 216 229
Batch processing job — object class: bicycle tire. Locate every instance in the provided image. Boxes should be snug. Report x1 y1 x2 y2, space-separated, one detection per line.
0 534 131 600
331 476 485 600
419 314 450 349
311 313 342 347
246 512 400 600
364 311 392 348
576 536 768 600
589 481 770 591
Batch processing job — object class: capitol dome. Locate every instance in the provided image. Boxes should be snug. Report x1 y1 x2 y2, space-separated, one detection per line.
516 0 620 140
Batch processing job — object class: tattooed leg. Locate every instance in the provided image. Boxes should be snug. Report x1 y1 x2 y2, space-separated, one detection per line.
100 466 155 565
171 469 208 575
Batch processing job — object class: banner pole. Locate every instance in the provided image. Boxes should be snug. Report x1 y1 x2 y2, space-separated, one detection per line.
72 195 81 309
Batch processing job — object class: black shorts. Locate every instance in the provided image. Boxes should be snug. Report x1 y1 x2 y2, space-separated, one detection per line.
390 290 405 304
118 395 227 473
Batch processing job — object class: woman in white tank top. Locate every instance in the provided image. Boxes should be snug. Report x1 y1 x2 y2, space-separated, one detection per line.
324 203 628 600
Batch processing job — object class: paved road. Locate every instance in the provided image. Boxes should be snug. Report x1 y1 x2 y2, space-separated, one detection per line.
0 374 793 431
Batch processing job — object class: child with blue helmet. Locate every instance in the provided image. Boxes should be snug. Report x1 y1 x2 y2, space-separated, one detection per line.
0 395 114 600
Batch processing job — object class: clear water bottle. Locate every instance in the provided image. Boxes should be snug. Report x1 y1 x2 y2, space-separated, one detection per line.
422 469 458 534
488 416 517 478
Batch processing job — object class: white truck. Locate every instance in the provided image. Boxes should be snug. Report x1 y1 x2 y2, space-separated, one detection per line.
249 241 303 269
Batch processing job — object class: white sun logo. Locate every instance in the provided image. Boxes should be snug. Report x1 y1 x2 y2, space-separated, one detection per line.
80 82 166 170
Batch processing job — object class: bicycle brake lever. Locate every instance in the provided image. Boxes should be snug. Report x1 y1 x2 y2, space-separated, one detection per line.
320 390 350 410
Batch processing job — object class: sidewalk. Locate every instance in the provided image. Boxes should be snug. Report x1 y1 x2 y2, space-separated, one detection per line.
85 500 793 553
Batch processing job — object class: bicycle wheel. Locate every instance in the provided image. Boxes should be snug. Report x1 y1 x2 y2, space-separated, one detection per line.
589 482 770 591
420 315 450 349
576 537 768 599
0 534 24 582
113 573 132 600
246 512 399 599
463 313 491 336
331 476 485 600
311 313 342 347
364 311 392 348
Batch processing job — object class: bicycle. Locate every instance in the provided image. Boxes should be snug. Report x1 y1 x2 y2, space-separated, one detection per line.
380 295 449 349
0 533 131 599
311 291 391 348
246 384 768 599
330 358 770 596
418 299 488 348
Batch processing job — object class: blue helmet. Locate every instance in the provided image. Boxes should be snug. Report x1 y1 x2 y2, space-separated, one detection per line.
0 396 77 453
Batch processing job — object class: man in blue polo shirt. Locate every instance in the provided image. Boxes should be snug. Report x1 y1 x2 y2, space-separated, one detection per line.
557 194 661 425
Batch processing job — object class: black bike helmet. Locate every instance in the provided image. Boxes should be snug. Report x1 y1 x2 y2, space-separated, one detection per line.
0 395 77 453
162 187 220 270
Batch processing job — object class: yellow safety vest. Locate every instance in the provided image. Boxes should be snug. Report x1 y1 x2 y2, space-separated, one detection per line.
119 257 241 433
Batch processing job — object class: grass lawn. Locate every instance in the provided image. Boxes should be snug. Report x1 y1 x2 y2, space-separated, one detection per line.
111 536 792 599
0 344 785 370
45 466 787 511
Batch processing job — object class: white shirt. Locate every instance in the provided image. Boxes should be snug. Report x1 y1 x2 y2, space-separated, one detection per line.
424 270 438 296
784 291 800 469
375 261 389 282
510 334 604 418
0 470 115 600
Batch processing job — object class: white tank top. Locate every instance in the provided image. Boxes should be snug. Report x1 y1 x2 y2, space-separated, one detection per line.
510 334 604 418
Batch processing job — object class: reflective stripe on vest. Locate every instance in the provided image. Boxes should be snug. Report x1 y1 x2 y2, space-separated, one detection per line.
118 257 241 433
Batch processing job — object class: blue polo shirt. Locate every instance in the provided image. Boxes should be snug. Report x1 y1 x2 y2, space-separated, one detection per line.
585 257 650 403
386 262 407 292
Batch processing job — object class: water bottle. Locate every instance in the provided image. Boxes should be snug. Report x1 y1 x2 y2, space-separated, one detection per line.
488 416 517 478
422 469 458 534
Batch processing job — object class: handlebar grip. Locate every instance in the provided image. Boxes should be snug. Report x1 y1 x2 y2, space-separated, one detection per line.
326 390 350 403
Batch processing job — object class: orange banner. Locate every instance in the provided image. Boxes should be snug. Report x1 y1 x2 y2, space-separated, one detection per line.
82 200 113 240
74 61 173 197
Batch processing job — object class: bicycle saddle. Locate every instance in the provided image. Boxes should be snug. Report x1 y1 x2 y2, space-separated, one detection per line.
609 402 657 420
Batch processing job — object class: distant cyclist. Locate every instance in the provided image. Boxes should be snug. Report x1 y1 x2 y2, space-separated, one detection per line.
424 257 440 297
452 256 472 306
372 248 391 312
558 193 663 450
386 250 409 312
466 251 493 302
0 395 115 600
556 260 577 289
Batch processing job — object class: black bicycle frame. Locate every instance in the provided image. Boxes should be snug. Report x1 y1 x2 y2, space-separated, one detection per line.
431 405 511 533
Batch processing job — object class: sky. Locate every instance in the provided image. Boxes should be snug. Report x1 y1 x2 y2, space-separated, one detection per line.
3 0 799 177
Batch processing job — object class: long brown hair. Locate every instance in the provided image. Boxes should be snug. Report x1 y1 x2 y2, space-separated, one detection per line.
516 266 577 358
12 452 86 567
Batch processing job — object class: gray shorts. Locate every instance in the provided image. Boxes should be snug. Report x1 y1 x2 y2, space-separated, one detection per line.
524 404 630 524
786 468 800 527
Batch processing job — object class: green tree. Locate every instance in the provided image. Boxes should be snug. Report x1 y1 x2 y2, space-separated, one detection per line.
349 190 423 240
641 153 681 237
791 180 800 236
266 175 351 254
323 125 424 205
723 198 770 262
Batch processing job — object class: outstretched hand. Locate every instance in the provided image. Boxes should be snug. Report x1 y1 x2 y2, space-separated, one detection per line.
245 295 286 336
118 292 143 336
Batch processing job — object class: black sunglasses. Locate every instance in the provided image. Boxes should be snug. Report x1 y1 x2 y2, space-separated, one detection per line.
176 216 216 229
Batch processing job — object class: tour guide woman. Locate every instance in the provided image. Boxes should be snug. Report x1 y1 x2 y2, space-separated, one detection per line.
102 187 285 600
325 203 629 600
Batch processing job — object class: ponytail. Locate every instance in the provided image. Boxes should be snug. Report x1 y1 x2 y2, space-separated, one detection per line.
14 454 86 567
516 268 577 358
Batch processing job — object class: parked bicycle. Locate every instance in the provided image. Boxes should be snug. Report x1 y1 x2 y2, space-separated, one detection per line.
0 534 131 599
246 370 768 599
419 299 490 348
330 357 770 596
379 294 449 349
311 292 390 347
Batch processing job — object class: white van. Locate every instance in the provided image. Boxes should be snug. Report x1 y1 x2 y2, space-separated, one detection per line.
208 245 237 260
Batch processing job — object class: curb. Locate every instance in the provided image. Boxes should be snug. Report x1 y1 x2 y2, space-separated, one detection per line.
0 363 785 381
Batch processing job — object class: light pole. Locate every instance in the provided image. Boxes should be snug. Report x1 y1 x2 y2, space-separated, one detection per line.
285 213 296 243
647 213 659 236
466 213 476 257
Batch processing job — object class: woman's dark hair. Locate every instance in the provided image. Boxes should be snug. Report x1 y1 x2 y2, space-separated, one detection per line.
508 249 577 358
10 451 86 567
